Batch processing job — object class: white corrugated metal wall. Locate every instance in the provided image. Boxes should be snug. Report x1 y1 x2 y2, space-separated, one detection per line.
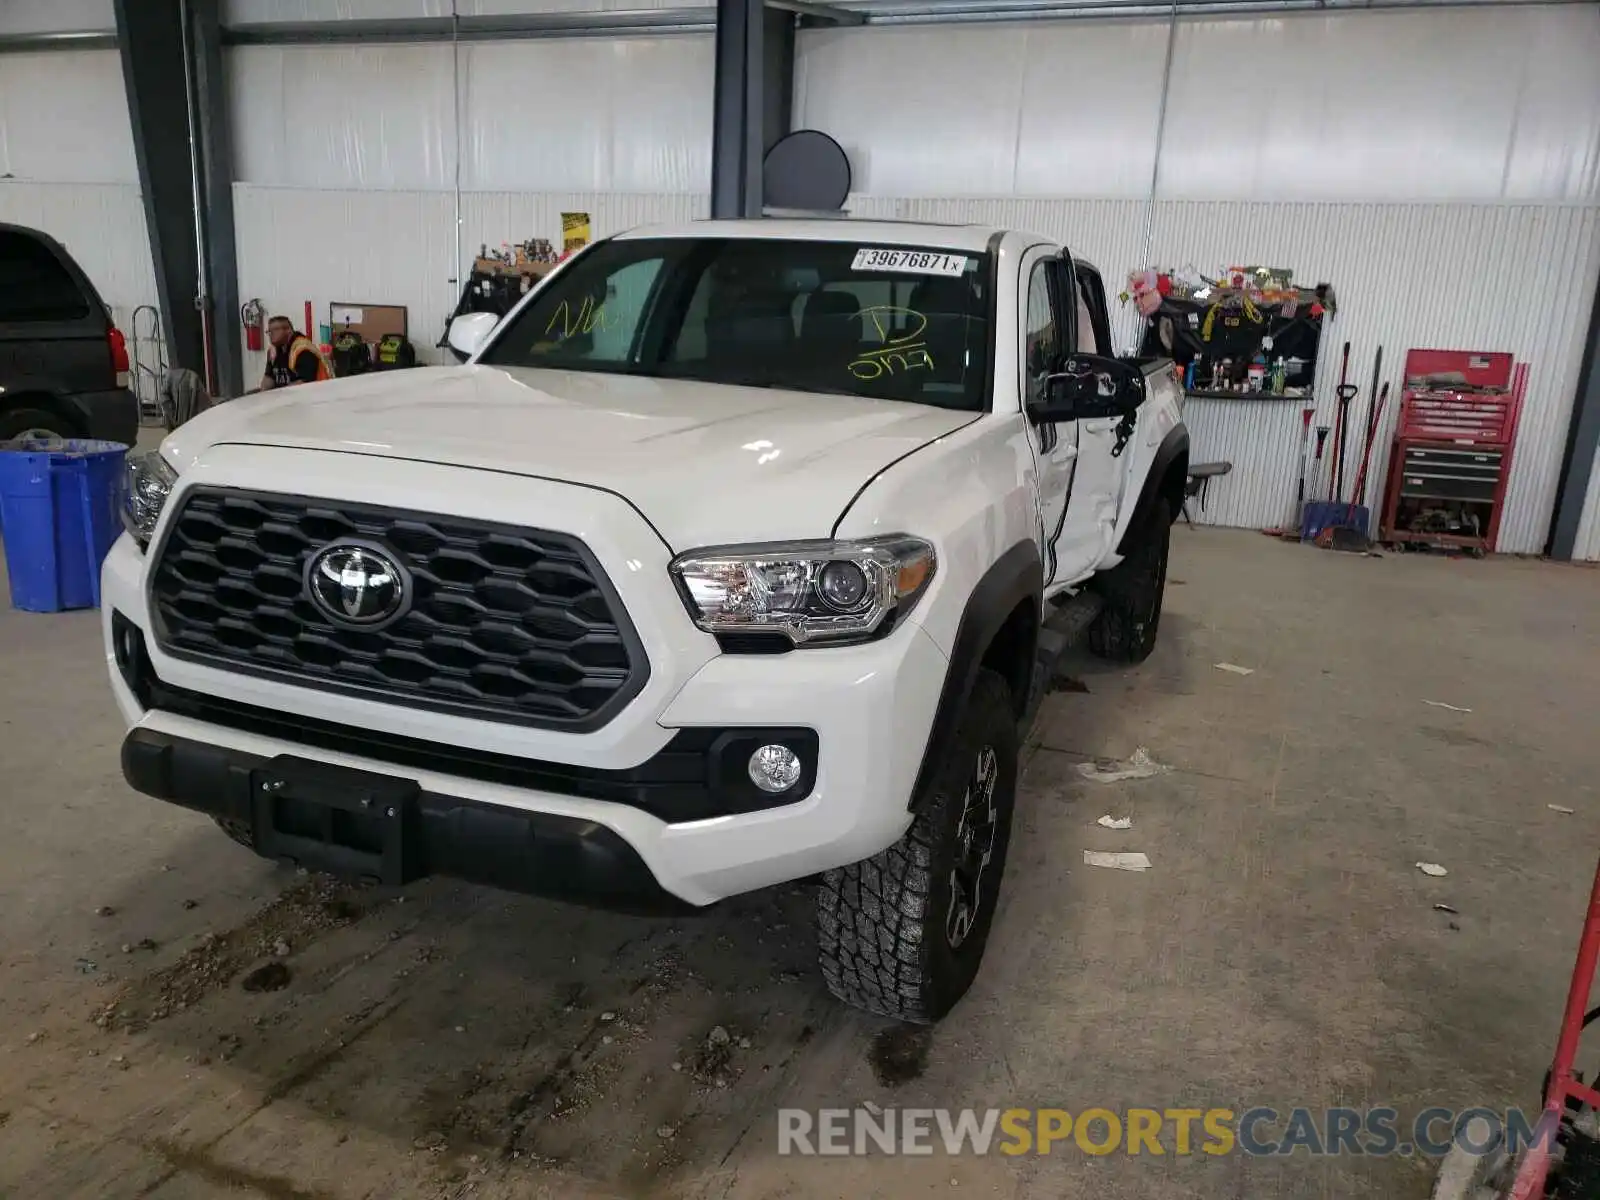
232 185 707 378
0 31 160 336
804 6 1600 553
226 34 712 376
799 7 1600 200
1147 202 1600 549
0 0 118 35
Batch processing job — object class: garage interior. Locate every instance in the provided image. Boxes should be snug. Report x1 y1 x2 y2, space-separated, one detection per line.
3 1 1600 1198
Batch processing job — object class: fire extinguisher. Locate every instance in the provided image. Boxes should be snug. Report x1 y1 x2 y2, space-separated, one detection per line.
241 298 266 352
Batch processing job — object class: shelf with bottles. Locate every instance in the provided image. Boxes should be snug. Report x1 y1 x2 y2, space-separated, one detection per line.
1180 351 1312 400
1130 264 1336 402
1184 387 1313 402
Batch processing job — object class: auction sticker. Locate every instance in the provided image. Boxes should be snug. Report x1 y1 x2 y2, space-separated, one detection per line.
851 248 969 276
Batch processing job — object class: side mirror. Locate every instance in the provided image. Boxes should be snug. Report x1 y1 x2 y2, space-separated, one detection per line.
446 311 500 361
1030 354 1145 424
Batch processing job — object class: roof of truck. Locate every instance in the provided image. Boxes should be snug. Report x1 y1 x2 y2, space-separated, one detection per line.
616 218 1008 254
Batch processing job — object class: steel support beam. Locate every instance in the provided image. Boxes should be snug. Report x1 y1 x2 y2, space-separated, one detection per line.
766 0 866 23
823 0 1596 21
221 4 857 45
192 0 243 399
116 0 201 385
222 11 718 45
116 0 241 398
0 31 118 53
1548 270 1600 560
711 0 766 218
764 5 796 153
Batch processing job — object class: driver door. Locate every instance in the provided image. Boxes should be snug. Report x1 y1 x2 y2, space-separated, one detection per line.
1021 249 1078 588
1048 256 1128 587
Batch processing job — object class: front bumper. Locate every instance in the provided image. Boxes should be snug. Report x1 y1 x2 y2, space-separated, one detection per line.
122 726 697 914
102 447 950 906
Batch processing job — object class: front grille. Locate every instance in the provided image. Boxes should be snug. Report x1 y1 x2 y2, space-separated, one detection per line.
149 488 647 729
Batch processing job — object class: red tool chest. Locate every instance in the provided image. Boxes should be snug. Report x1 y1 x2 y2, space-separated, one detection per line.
1379 349 1527 554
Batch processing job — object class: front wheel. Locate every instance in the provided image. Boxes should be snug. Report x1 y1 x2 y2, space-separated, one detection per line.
816 669 1019 1023
1087 496 1171 664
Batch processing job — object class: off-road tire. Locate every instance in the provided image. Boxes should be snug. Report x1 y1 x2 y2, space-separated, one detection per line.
215 817 254 850
1087 496 1171 663
816 668 1019 1023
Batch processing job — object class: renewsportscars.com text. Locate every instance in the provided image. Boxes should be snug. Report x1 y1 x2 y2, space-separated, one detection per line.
777 1106 1554 1158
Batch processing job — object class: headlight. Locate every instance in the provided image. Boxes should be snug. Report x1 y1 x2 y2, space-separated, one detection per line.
121 451 178 548
670 536 936 647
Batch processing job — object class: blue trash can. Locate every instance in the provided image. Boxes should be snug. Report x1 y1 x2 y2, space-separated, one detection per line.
0 438 130 612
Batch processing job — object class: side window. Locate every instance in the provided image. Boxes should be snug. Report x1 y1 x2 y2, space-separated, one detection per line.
531 255 663 364
1074 284 1099 354
0 232 91 323
1074 265 1110 355
590 257 662 360
1022 261 1060 399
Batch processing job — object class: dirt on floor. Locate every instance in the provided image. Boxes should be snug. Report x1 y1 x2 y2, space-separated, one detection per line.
2 529 1598 1199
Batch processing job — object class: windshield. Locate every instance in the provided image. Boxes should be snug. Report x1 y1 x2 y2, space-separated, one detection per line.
479 237 993 411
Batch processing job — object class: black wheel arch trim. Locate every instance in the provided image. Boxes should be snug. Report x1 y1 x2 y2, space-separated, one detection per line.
0 383 74 411
1115 424 1189 554
908 539 1042 812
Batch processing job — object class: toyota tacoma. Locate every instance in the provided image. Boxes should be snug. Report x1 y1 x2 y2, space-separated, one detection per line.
104 219 1187 1022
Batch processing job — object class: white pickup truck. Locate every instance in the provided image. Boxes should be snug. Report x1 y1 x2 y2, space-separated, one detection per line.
105 219 1187 1022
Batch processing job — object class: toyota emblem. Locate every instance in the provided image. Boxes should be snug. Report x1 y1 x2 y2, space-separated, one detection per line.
305 542 410 628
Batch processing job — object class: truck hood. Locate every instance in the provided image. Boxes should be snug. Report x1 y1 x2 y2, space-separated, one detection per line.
166 365 978 550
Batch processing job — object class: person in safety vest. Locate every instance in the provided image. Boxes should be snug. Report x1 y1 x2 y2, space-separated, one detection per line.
260 315 331 390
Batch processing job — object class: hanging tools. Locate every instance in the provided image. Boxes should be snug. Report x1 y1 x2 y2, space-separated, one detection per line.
1293 405 1315 522
1322 379 1392 552
1360 346 1383 488
1269 406 1318 539
1330 341 1358 504
1292 424 1336 540
1351 381 1390 513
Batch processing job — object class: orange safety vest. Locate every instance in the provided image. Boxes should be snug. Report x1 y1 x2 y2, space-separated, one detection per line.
288 334 332 382
270 334 332 386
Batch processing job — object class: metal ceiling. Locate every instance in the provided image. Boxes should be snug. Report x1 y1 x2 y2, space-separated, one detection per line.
3 0 1594 52
834 0 1597 22
217 0 1600 43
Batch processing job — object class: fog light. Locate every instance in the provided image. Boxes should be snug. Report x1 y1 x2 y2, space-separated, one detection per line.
748 744 803 794
110 611 152 706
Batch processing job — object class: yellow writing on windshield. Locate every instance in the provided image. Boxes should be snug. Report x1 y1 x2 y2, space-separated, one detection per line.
850 306 934 380
544 296 611 339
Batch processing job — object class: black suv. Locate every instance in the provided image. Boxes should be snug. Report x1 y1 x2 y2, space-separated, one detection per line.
0 223 139 444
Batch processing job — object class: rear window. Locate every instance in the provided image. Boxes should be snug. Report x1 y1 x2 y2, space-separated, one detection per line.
479 236 993 412
0 231 92 323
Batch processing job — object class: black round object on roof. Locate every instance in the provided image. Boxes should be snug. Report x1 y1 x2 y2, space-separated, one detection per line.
763 130 851 211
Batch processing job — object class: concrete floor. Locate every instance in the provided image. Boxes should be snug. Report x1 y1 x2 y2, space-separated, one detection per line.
1 527 1597 1200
